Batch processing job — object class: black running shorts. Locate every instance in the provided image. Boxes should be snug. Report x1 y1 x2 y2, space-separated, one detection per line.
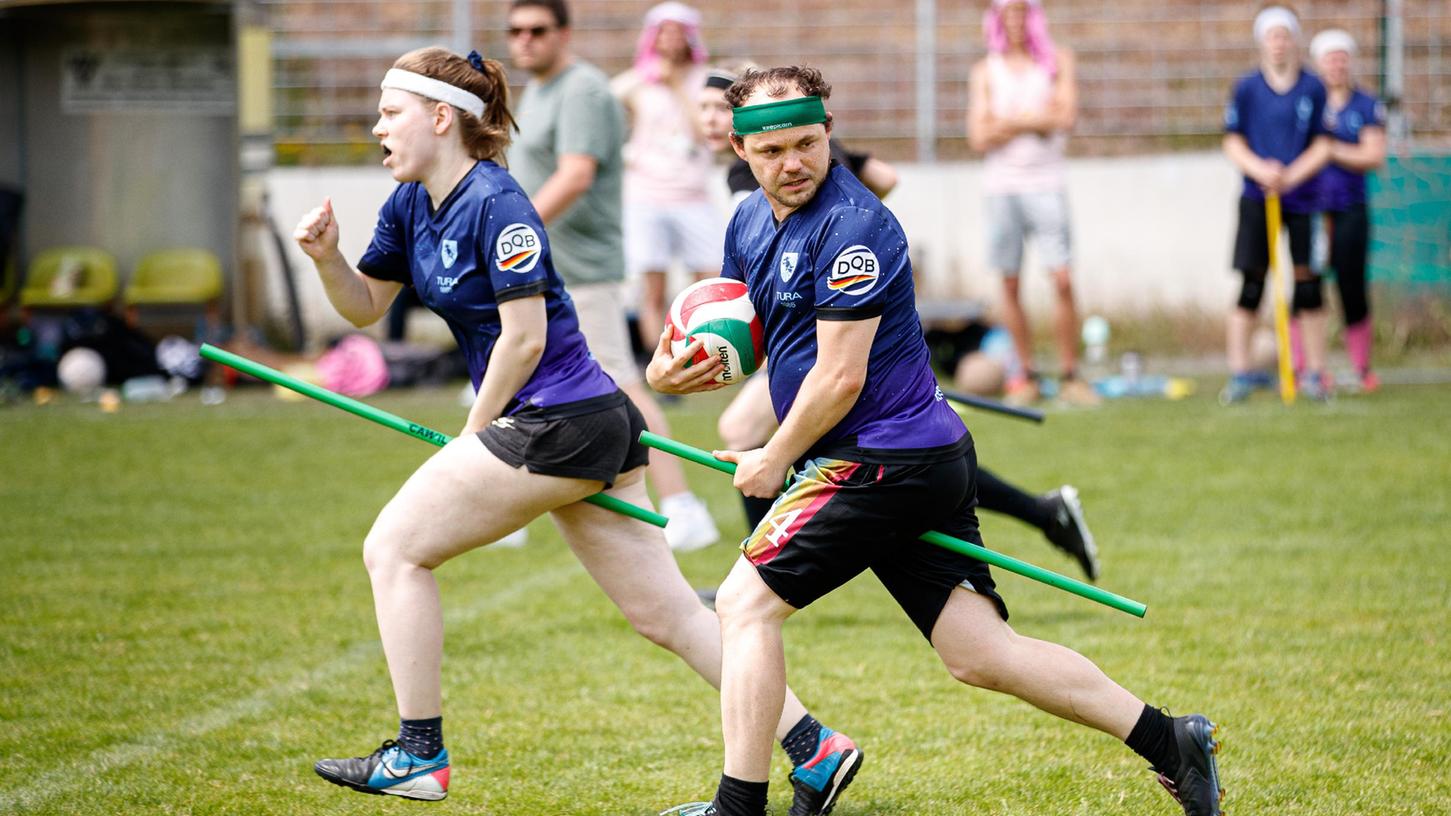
477 392 649 487
743 441 1008 641
1233 195 1313 273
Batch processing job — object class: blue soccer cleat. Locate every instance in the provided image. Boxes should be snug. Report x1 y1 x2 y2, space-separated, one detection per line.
788 727 863 816
314 739 450 801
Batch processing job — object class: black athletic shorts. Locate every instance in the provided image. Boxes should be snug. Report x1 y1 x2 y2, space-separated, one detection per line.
1233 195 1313 274
743 440 1008 641
477 392 649 487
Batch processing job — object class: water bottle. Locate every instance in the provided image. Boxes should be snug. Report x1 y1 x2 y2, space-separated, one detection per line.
121 375 170 402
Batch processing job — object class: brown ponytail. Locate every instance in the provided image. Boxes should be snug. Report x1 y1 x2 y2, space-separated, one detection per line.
392 46 518 165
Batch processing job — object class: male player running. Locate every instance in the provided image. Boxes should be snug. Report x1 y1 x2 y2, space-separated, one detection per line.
650 66 1222 816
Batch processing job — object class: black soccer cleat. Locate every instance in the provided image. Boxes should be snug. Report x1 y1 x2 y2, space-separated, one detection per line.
314 738 449 800
1153 714 1223 816
1042 485 1100 581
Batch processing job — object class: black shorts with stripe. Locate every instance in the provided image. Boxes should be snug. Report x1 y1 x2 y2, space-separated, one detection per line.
743 438 1008 640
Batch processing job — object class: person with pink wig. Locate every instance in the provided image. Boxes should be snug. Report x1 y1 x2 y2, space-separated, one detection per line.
968 0 1098 407
612 2 725 355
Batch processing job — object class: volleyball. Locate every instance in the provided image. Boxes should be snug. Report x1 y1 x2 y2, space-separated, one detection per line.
667 277 764 385
57 347 106 394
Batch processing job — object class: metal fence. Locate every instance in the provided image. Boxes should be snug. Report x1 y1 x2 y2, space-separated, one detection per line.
263 0 1451 163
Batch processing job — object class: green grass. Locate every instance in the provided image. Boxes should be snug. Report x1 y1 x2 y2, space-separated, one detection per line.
2 381 1449 814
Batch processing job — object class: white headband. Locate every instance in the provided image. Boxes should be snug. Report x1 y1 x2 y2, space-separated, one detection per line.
1254 6 1301 44
1310 29 1357 61
380 69 485 119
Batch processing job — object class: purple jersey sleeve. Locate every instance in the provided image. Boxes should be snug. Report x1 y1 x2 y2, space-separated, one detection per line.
483 191 551 303
358 187 411 284
1224 77 1250 137
811 207 905 321
721 215 744 283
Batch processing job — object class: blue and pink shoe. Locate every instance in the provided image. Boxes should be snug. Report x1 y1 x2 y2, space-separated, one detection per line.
314 739 450 801
788 727 863 816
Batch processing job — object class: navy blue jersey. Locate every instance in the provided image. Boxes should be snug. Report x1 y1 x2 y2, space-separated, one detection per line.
358 161 617 415
1316 88 1386 211
723 164 967 463
1224 69 1329 213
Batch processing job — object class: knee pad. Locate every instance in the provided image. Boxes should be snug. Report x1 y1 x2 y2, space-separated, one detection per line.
1293 278 1324 312
1237 274 1266 312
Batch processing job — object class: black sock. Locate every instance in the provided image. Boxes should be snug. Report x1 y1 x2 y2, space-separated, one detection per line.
976 467 1052 531
713 774 768 816
1125 705 1177 774
740 492 774 531
780 713 823 767
398 716 444 760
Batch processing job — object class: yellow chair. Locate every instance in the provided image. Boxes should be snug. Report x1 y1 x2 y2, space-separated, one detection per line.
124 248 224 308
19 246 119 308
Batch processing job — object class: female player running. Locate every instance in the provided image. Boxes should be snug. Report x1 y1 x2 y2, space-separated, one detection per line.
1310 29 1387 391
292 47 851 808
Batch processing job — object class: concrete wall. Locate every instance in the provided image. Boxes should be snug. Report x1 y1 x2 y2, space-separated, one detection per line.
893 152 1243 315
266 152 1245 340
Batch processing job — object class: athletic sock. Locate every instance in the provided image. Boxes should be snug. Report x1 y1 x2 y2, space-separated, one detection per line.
1125 705 1177 775
398 716 444 760
976 468 1051 531
713 774 768 816
781 714 823 767
1345 319 1373 374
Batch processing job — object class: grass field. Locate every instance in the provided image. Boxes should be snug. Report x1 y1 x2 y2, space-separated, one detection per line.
3 380 1449 815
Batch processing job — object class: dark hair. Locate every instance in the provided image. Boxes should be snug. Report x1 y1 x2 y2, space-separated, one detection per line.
392 47 518 164
723 66 832 109
509 0 569 28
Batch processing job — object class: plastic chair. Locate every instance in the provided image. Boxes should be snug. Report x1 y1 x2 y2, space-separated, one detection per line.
124 248 223 308
19 246 119 308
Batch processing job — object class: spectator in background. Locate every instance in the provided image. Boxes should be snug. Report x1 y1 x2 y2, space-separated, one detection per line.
1220 5 1333 403
1310 28 1387 392
968 0 1097 407
612 2 725 353
507 0 719 551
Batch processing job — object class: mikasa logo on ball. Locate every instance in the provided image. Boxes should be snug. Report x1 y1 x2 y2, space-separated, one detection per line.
495 223 541 274
827 245 879 295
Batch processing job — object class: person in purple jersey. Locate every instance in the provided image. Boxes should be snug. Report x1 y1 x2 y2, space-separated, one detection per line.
650 66 1223 816
1221 4 1334 403
1310 28 1387 392
293 47 846 804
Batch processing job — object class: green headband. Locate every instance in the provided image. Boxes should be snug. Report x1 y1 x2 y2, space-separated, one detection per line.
732 96 827 136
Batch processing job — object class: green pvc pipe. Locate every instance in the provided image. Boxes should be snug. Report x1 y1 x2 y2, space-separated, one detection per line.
638 430 1147 618
200 344 667 529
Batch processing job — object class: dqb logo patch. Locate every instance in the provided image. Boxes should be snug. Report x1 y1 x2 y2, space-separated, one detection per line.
827 245 880 295
779 252 799 283
495 223 542 274
440 238 458 270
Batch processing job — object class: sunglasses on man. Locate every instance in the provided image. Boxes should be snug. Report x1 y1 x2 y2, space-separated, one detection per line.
507 24 557 39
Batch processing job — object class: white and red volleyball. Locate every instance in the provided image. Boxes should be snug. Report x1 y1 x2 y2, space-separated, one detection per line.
667 277 765 385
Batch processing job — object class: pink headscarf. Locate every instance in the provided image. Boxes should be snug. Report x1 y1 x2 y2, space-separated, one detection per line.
983 0 1058 77
633 1 708 84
